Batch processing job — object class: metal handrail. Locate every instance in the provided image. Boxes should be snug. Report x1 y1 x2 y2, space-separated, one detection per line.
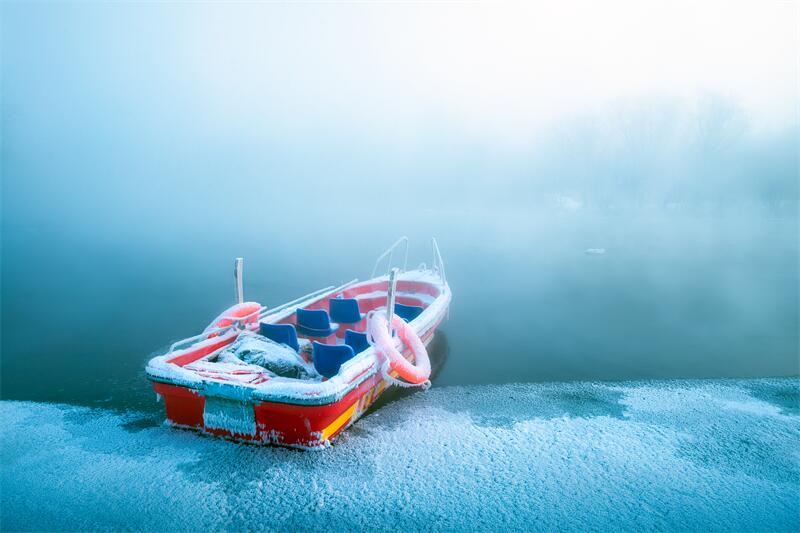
386 267 399 333
261 278 359 323
370 236 409 278
255 284 336 321
167 305 267 353
166 279 359 354
432 237 447 286
168 326 236 354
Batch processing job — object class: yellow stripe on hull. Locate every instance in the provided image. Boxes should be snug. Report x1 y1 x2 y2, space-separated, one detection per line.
320 402 358 441
319 336 433 443
318 377 393 442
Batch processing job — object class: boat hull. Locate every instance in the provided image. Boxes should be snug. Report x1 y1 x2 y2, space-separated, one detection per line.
152 328 437 449
147 271 449 449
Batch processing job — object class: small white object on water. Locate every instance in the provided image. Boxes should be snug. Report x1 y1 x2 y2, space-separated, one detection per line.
555 194 584 211
585 248 606 255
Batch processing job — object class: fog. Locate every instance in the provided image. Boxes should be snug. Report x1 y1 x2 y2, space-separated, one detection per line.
1 2 797 407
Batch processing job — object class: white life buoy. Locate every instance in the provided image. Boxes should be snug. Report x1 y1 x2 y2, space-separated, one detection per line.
366 310 431 386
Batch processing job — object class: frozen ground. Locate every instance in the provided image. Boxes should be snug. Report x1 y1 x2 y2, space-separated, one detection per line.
1 379 798 532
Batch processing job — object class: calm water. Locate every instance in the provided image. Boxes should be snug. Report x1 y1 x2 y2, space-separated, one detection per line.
1 207 797 413
2 2 798 414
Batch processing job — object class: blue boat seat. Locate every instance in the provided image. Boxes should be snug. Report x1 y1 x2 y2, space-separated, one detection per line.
395 303 424 322
329 297 364 324
312 341 355 378
259 322 300 352
296 308 339 337
344 329 370 355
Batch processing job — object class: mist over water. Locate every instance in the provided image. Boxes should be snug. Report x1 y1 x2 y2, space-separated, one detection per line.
1 2 798 411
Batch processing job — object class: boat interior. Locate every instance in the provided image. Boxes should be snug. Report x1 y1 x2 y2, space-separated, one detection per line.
173 278 443 384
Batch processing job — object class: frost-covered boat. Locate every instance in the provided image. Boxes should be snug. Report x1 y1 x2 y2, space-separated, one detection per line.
146 238 450 449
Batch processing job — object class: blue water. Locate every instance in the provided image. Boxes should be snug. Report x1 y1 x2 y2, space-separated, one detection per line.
2 209 797 412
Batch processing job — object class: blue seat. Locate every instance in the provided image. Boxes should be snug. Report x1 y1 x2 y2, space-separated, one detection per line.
312 341 355 378
344 329 370 355
395 303 424 322
329 297 364 324
259 322 300 352
296 308 339 337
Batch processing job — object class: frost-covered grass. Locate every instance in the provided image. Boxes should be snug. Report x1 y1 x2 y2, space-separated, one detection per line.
1 379 798 532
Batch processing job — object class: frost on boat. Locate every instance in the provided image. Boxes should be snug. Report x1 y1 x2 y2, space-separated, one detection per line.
145 237 451 449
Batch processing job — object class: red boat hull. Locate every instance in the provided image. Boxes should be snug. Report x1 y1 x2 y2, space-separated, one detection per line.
152 328 437 449
147 272 450 449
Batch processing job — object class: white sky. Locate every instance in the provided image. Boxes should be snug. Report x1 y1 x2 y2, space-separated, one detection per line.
178 1 797 143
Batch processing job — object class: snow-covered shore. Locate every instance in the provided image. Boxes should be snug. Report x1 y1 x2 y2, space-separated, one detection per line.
2 378 798 532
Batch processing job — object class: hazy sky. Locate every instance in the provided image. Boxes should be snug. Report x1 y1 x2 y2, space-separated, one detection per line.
2 1 797 228
175 1 798 145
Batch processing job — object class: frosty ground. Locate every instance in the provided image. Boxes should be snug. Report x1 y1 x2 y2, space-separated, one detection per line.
1 379 798 532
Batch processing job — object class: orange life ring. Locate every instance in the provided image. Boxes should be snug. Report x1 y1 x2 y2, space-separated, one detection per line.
366 310 431 386
204 302 262 337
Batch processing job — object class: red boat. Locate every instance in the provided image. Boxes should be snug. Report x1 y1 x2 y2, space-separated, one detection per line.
146 238 451 449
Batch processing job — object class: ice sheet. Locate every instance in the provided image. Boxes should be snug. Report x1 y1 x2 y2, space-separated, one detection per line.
1 379 798 532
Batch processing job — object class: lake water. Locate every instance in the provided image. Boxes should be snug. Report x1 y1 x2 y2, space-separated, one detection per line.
1 0 797 418
1 206 797 414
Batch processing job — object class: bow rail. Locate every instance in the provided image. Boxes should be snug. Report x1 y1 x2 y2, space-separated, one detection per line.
371 236 409 278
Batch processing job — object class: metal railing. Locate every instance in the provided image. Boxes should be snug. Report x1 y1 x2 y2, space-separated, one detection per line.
370 236 409 278
432 237 447 286
386 267 399 332
166 279 359 355
370 236 448 286
164 235 449 358
260 278 358 323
